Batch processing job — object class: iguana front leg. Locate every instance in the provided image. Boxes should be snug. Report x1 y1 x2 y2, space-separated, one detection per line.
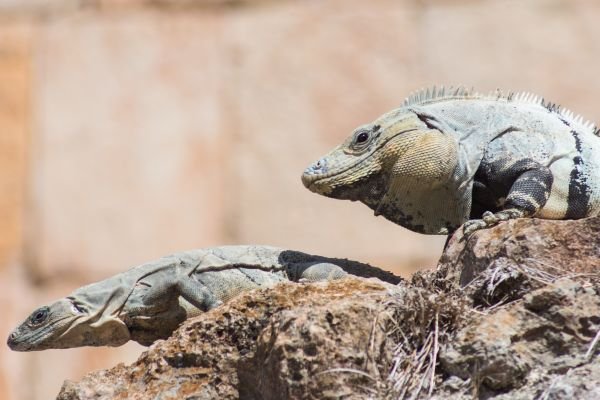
143 277 223 312
464 161 553 235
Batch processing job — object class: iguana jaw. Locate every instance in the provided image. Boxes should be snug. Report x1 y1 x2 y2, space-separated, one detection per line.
301 148 384 201
7 299 82 351
302 138 389 200
7 298 131 351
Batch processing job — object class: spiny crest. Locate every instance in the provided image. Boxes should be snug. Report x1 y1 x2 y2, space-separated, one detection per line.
539 98 599 136
402 85 476 107
403 85 599 137
403 86 547 108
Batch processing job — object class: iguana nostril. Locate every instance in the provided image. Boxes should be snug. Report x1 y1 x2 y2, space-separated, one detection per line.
301 159 328 188
313 159 326 172
7 332 16 345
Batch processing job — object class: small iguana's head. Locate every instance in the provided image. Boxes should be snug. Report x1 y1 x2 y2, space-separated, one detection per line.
7 296 129 351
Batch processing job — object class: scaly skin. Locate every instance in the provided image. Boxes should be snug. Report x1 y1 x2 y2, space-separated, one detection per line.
302 86 600 235
7 245 400 351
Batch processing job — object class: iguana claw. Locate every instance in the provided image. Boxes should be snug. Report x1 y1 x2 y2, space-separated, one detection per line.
463 209 526 235
462 219 489 235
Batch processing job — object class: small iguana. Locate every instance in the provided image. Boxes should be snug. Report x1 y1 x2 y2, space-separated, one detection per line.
7 245 400 351
302 86 600 235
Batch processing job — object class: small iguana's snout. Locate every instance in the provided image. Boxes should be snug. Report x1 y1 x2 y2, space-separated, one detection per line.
8 298 130 351
7 328 20 349
7 302 71 351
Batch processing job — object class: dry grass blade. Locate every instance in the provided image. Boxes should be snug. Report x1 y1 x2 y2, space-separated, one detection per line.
585 328 600 359
315 368 376 380
428 312 439 397
383 290 466 399
524 258 600 282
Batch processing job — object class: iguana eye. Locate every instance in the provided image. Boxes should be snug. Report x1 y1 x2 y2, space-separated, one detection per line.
354 131 370 146
356 132 369 143
29 307 49 325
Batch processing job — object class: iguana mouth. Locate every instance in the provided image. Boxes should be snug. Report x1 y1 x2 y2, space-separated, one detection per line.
301 172 344 192
302 128 418 190
7 314 76 351
301 151 372 191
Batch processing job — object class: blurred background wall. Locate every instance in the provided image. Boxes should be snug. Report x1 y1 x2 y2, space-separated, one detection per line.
1 0 600 398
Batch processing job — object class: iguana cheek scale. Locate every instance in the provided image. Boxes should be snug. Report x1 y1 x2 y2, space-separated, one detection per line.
303 87 600 235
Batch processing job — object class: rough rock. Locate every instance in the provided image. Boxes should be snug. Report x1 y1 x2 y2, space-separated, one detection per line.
418 217 600 399
57 217 600 399
438 279 600 398
58 278 406 400
415 217 600 307
444 216 599 283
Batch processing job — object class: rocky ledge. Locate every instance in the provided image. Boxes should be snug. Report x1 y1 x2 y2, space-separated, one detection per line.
58 217 600 399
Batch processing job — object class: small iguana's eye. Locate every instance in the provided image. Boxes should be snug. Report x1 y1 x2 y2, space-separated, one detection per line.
355 131 370 144
30 307 49 325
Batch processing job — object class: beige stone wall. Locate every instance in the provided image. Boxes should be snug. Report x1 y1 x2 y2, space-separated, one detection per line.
0 22 29 269
2 0 600 398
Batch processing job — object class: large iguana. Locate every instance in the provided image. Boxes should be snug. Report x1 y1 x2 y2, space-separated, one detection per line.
302 86 600 235
7 245 400 351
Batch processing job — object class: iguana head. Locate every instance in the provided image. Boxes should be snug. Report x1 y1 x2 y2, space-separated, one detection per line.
8 294 130 351
302 106 462 234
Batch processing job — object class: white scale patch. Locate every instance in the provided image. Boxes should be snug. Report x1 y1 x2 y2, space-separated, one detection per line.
578 134 600 216
539 157 574 219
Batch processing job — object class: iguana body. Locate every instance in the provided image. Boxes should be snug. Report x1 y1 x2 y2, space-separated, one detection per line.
7 245 400 351
302 87 600 234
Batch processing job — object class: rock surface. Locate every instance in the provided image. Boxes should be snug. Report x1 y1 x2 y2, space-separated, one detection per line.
57 217 600 399
58 278 406 399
